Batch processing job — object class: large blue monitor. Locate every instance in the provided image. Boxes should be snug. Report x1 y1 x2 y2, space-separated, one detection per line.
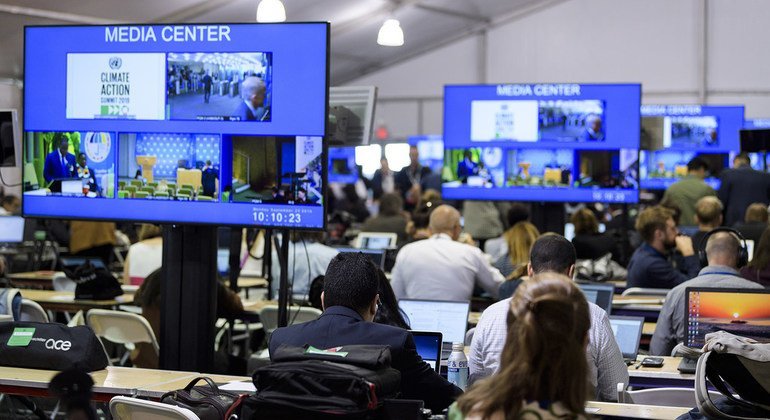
639 105 744 190
23 23 329 229
442 84 641 203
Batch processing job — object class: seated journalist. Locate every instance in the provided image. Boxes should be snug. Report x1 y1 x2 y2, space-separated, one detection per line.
269 252 462 412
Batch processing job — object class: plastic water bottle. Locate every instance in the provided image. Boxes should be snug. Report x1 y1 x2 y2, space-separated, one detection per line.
446 342 468 390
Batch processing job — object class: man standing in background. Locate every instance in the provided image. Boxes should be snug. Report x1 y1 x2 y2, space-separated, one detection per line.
719 153 770 226
660 157 716 226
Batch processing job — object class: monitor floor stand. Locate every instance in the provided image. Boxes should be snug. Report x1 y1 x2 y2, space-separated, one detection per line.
160 225 218 373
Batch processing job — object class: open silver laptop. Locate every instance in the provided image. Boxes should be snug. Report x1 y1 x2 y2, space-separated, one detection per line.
399 299 469 359
609 315 644 365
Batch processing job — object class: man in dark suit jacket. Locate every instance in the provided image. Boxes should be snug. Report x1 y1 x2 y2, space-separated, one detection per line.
43 138 77 192
234 76 268 121
395 146 432 211
269 253 462 412
719 153 770 226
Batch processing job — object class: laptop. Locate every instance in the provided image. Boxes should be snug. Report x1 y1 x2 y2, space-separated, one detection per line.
609 316 645 365
578 283 615 314
354 232 397 250
680 287 770 373
0 216 25 244
398 299 470 359
335 247 387 270
411 331 443 372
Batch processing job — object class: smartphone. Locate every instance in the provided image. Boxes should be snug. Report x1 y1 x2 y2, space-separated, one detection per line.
640 357 665 368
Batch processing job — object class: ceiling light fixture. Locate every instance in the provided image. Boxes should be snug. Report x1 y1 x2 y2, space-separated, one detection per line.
377 19 404 46
256 0 286 23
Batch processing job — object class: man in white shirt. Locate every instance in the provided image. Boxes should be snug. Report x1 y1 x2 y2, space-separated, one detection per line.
390 205 504 301
469 234 628 402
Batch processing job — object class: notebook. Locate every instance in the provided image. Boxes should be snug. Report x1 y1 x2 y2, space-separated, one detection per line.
578 283 615 314
609 316 644 365
411 331 443 372
399 299 470 359
680 287 770 373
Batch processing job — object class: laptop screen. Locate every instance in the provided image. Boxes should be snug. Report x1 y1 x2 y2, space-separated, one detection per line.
335 247 386 270
685 287 770 348
0 216 24 243
398 299 469 345
578 283 615 314
359 234 395 250
217 248 230 276
609 316 644 359
59 256 106 270
411 331 442 372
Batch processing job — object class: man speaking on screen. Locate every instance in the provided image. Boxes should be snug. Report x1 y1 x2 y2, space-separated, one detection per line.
44 138 77 192
235 76 269 121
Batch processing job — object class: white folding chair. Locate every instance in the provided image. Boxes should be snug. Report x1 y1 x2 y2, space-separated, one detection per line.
109 396 199 420
259 305 321 334
617 383 722 407
621 287 670 297
19 299 49 322
87 309 159 366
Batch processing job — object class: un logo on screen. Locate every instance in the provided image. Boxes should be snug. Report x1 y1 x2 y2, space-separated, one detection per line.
109 57 122 69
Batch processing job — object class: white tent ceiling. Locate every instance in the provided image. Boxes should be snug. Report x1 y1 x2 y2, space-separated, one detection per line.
0 0 553 85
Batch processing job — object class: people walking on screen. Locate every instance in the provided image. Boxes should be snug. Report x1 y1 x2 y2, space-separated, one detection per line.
43 138 76 192
235 77 269 121
582 114 605 141
202 70 213 104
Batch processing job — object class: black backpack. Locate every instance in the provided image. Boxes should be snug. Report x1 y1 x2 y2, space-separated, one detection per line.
240 344 401 419
64 261 123 301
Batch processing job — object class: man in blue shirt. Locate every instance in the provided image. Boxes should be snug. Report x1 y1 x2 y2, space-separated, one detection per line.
200 160 218 198
43 138 76 192
626 206 700 289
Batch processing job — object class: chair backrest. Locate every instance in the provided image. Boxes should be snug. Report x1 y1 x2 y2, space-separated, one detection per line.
617 384 721 407
135 191 149 199
621 287 670 296
0 288 21 320
110 396 200 420
259 305 321 333
19 299 49 322
87 309 159 355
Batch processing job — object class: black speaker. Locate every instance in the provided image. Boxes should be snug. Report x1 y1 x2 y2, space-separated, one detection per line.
740 129 770 153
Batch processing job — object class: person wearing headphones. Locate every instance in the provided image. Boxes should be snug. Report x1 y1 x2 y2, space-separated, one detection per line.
650 229 765 356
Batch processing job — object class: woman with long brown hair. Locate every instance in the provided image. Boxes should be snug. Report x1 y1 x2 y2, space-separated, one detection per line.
450 273 591 420
493 221 540 279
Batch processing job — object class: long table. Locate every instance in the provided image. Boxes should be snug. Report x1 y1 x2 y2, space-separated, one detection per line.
627 355 695 388
585 401 690 418
20 289 134 312
0 366 198 402
0 365 692 418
